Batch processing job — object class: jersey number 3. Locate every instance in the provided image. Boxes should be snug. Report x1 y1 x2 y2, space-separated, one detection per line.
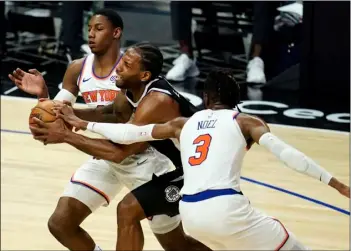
188 134 212 166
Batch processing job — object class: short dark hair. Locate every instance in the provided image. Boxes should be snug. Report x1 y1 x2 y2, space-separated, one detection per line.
93 8 124 30
132 42 164 80
204 68 241 108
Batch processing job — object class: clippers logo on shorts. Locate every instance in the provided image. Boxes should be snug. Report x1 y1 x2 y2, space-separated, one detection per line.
165 185 181 203
81 90 118 104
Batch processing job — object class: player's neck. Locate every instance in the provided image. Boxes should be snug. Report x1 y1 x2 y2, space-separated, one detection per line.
94 45 121 70
129 83 146 103
211 103 230 110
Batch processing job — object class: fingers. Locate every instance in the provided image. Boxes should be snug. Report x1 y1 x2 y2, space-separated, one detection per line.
57 114 75 127
8 73 21 85
13 68 25 80
33 135 48 145
10 71 21 81
8 74 23 88
57 113 66 121
61 104 73 114
53 108 61 118
53 100 72 107
28 69 41 76
52 103 67 117
62 100 72 106
39 98 49 102
52 108 59 118
52 106 64 117
53 103 72 115
8 68 26 80
29 125 47 135
53 103 65 109
32 117 48 128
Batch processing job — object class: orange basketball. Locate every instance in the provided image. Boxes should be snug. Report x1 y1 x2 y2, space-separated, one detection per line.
29 100 73 134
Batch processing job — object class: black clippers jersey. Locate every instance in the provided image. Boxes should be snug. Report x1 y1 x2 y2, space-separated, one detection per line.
125 77 200 169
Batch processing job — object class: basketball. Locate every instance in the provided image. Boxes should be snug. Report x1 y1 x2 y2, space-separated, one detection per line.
29 100 73 134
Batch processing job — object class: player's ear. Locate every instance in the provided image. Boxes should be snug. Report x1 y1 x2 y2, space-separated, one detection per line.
140 71 151 83
113 27 122 39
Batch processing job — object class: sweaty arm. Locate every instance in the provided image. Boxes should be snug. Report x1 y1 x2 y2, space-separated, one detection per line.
239 114 334 185
72 91 133 123
86 116 188 144
62 91 180 163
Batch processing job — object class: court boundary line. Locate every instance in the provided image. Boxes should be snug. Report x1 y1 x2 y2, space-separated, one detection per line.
1 95 349 135
240 176 350 216
1 128 349 216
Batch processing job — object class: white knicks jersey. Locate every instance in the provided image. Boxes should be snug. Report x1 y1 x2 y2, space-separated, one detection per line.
77 53 123 108
179 109 248 195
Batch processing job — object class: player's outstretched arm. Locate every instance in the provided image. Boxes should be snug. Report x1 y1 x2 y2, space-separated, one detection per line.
8 59 82 100
240 114 350 198
152 117 188 140
30 117 149 163
30 91 182 163
82 116 188 144
58 90 188 144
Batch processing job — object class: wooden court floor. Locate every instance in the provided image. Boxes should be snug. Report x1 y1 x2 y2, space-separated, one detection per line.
1 96 350 250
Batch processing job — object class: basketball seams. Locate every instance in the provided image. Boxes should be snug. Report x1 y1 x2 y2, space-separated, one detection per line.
28 100 73 132
32 106 56 116
29 102 57 127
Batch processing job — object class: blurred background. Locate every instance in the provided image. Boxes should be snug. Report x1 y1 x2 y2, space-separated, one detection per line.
0 1 349 131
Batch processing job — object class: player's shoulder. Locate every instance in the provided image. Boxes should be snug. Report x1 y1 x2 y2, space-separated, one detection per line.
237 112 263 122
66 57 86 76
147 90 173 101
144 88 176 107
208 108 238 119
236 112 269 129
69 57 86 67
147 77 180 96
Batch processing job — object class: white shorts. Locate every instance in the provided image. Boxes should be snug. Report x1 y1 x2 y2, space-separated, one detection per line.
179 190 309 250
62 146 181 234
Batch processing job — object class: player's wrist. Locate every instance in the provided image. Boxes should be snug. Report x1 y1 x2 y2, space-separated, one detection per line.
63 128 75 142
328 177 343 190
37 86 49 99
79 120 88 130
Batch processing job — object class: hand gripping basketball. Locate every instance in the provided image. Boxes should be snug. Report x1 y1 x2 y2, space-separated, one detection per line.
29 99 73 136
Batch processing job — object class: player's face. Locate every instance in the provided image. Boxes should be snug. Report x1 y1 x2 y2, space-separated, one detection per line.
115 48 148 89
88 15 121 54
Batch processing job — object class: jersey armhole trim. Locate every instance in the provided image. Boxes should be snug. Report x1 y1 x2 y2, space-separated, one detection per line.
77 56 88 87
232 111 249 151
92 52 123 80
147 88 172 96
233 111 240 119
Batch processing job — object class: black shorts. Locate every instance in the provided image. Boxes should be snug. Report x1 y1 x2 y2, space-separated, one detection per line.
131 169 184 218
